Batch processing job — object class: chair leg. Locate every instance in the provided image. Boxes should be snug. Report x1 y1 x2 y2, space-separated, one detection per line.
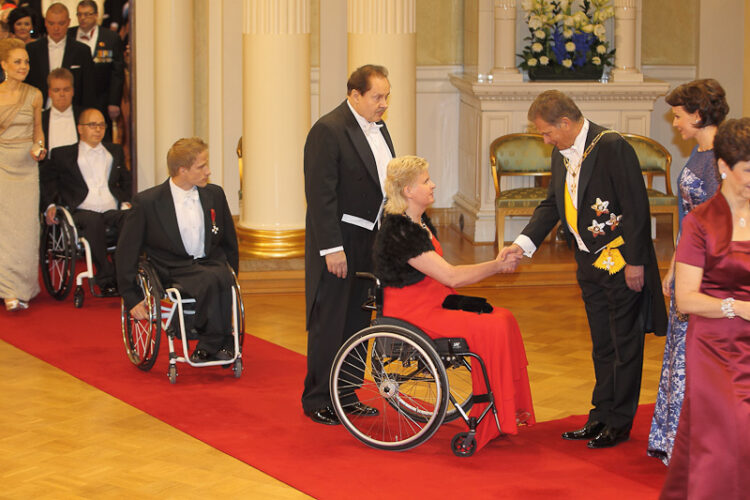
673 210 679 245
496 211 506 246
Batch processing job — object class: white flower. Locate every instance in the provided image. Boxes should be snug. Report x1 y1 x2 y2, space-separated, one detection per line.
527 58 538 67
534 29 546 39
528 16 543 30
565 41 576 52
563 16 575 27
598 34 607 43
593 24 606 38
563 28 573 38
592 56 602 65
596 44 607 54
562 59 573 68
539 56 549 65
582 23 594 33
532 42 544 53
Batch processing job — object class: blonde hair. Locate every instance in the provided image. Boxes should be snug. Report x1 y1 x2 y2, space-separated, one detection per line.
384 155 429 215
167 137 208 177
0 37 24 64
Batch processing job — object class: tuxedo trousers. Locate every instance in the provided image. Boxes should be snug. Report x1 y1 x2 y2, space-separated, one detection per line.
72 208 127 285
163 259 234 353
302 224 376 412
575 250 645 429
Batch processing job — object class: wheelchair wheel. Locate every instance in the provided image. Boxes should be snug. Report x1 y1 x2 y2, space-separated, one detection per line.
330 325 449 452
122 266 161 371
40 217 76 300
451 432 477 457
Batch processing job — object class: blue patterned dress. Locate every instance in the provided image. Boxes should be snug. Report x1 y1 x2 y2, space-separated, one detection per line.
647 147 719 465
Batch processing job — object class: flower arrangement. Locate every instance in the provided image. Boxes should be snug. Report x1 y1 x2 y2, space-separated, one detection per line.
518 0 616 79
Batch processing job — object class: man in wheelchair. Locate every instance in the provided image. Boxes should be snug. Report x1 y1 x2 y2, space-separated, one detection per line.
116 137 239 363
41 107 131 296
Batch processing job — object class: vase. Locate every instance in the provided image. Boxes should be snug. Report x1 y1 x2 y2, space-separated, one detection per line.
528 66 604 81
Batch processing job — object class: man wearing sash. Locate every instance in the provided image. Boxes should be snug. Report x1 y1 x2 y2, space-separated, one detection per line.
503 90 667 448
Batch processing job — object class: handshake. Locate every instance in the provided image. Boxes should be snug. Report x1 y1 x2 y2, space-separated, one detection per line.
495 244 524 273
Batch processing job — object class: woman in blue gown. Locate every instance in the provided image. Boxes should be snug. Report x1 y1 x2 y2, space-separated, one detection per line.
647 79 728 464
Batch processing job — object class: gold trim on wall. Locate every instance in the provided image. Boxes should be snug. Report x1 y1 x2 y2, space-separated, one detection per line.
236 226 306 259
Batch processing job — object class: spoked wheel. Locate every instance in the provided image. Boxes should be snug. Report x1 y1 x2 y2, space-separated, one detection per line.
451 432 477 457
443 357 473 423
330 325 449 452
40 215 76 300
122 266 161 371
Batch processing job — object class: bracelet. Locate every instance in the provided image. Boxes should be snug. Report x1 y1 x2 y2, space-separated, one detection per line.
721 297 736 319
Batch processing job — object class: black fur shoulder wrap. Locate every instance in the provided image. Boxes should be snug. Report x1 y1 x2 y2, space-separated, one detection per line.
374 213 437 288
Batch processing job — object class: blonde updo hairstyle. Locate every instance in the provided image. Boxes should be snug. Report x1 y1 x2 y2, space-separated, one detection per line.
0 37 25 66
384 155 429 215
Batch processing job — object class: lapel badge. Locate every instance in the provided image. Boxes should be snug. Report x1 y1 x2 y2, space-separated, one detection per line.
606 213 622 231
587 219 606 237
591 198 609 217
210 208 219 235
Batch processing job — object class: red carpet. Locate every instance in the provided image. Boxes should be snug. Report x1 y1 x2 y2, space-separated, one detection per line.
0 294 666 499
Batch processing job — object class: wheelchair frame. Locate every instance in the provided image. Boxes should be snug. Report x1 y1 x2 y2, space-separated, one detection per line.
40 206 117 308
121 259 245 383
329 272 501 457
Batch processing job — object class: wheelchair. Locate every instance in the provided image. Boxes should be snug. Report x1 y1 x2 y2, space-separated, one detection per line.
40 206 118 308
121 258 245 383
329 273 500 457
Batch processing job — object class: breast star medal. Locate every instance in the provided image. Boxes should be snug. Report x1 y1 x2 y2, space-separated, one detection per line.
591 198 610 217
588 219 606 237
210 209 219 234
606 213 622 231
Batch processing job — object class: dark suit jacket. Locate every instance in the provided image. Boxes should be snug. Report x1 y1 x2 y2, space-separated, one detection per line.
26 36 95 107
115 180 239 311
67 26 124 110
521 121 667 335
40 142 131 210
303 100 395 326
42 105 81 146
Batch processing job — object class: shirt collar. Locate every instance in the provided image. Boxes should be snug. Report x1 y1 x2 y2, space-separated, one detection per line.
48 36 66 49
347 99 383 134
51 105 73 118
79 140 105 156
169 178 199 201
560 118 589 159
78 26 96 40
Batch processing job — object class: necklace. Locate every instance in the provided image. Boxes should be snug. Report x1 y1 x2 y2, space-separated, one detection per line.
404 212 428 231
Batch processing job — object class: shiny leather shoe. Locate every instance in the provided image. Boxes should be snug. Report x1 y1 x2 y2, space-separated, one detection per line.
100 286 119 297
587 426 630 449
561 420 606 440
214 348 234 361
304 406 340 425
344 402 379 416
190 348 212 363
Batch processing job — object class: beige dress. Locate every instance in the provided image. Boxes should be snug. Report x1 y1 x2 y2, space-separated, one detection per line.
0 83 41 302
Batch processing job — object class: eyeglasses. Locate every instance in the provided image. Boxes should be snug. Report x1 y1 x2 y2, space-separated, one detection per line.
80 122 107 129
77 11 97 17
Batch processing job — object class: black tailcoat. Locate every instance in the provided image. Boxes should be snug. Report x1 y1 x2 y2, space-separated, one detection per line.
26 36 95 108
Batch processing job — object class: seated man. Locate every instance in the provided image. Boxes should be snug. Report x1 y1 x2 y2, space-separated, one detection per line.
41 107 131 295
42 68 81 158
115 137 239 362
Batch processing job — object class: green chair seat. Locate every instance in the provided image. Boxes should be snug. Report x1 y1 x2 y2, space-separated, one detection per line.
496 187 548 208
646 188 678 206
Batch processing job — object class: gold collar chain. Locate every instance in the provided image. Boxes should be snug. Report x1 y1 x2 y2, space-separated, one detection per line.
563 129 619 189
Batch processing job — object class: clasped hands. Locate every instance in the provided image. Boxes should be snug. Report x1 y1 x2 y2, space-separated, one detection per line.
497 244 524 273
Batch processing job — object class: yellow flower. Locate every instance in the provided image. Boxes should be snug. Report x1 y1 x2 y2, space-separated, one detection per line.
565 41 576 52
528 58 538 67
562 59 573 68
596 44 607 54
539 56 549 65
532 42 544 53
534 29 546 39
592 56 602 65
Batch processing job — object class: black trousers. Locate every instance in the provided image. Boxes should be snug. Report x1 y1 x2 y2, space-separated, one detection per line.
164 259 234 353
73 208 127 286
302 227 375 412
576 251 645 429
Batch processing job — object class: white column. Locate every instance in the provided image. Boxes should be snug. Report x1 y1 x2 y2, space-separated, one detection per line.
491 0 522 82
237 0 309 258
154 0 195 179
611 0 643 82
347 0 417 155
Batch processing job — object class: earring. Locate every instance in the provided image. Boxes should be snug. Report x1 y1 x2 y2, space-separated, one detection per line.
721 172 727 180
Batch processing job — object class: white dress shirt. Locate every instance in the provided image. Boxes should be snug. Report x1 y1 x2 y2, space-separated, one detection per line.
76 26 97 55
169 179 205 259
48 37 66 71
47 106 78 157
77 141 117 213
514 119 591 257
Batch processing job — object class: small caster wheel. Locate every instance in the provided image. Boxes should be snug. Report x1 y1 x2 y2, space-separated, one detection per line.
73 286 84 308
167 364 177 384
451 432 476 457
233 357 243 378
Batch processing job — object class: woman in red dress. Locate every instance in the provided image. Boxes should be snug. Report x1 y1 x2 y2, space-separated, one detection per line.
373 155 535 452
661 118 750 499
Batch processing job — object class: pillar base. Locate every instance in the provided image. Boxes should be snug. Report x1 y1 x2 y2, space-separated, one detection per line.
491 68 523 82
237 226 305 259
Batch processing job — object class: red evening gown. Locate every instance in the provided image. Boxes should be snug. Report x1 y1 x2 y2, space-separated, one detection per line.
382 235 535 451
661 192 750 499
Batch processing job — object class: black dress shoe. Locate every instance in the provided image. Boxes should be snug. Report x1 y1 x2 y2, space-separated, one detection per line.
344 402 379 416
587 426 630 449
561 420 606 440
190 348 212 363
100 286 119 297
304 406 340 425
214 348 234 361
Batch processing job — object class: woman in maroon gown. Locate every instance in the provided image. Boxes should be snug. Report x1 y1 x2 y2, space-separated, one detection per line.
373 155 535 452
661 118 750 499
